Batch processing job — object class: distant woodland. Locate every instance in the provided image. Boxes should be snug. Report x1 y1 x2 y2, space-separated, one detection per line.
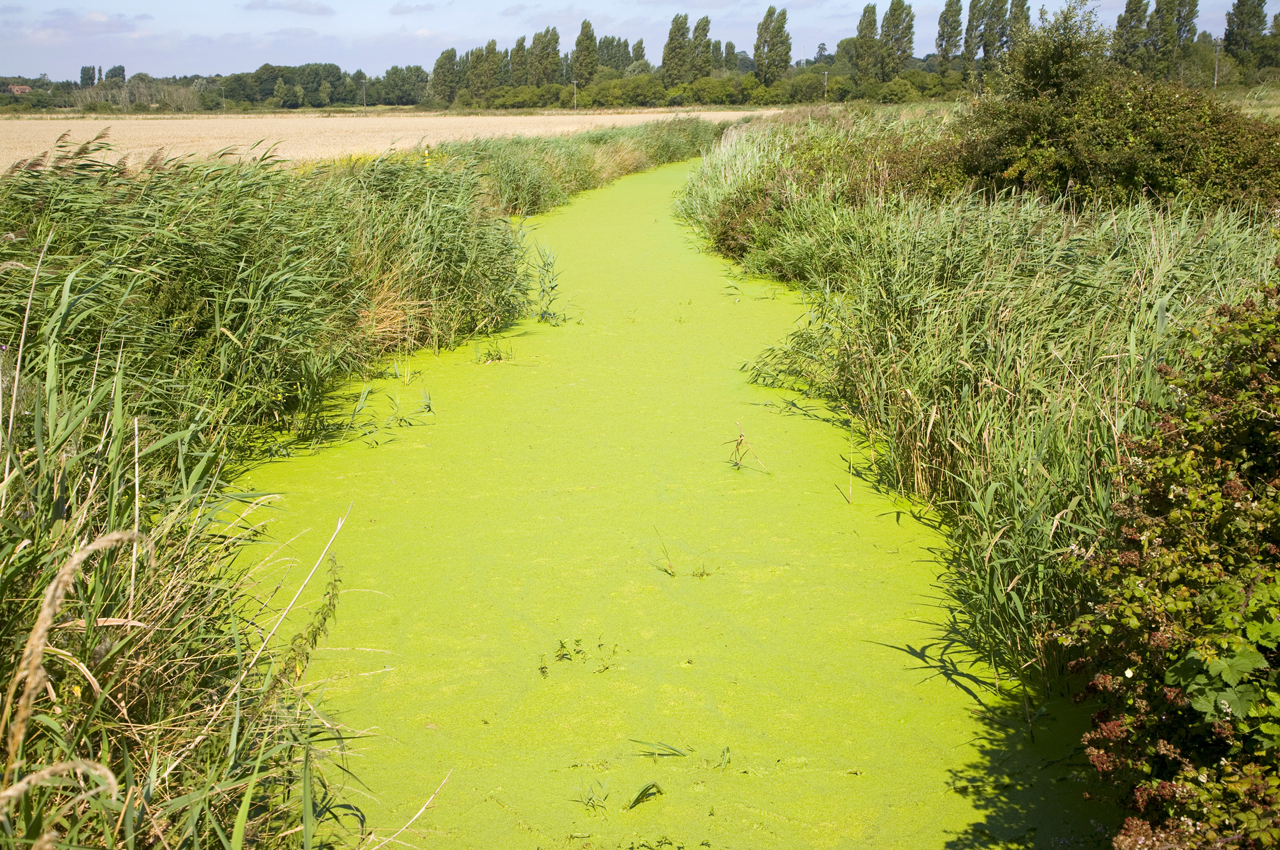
3 0 1279 113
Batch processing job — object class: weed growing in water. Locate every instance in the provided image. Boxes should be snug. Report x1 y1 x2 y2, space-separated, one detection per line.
533 242 568 326
476 339 513 363
630 740 688 760
573 779 610 814
627 782 665 810
727 422 767 472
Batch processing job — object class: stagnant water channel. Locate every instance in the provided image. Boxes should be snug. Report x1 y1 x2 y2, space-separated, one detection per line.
244 161 1112 848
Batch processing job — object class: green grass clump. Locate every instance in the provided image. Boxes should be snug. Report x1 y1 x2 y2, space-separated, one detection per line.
0 133 533 847
439 117 732 215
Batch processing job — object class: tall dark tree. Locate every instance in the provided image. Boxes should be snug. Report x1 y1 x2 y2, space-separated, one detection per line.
598 35 632 70
1113 0 1150 67
690 15 713 80
711 39 724 69
724 40 735 69
510 36 529 85
79 65 95 88
105 65 125 81
754 5 792 85
982 0 1008 62
854 4 881 81
633 38 646 63
662 13 691 84
383 64 428 104
962 0 987 76
936 0 964 71
572 20 598 83
529 26 561 85
769 7 793 76
1173 0 1200 73
431 48 460 102
879 0 915 80
1225 0 1268 68
1007 0 1031 42
469 40 500 98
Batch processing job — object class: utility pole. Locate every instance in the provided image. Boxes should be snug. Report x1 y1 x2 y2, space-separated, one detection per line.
824 71 828 101
362 78 367 111
1214 37 1221 89
219 86 226 109
572 79 578 109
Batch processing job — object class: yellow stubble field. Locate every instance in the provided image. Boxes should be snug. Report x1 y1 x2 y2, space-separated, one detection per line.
0 109 773 165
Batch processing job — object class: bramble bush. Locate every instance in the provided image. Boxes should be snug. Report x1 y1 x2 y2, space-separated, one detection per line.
1070 289 1280 848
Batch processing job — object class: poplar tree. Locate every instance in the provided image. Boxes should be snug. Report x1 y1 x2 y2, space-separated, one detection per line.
1113 0 1149 67
1008 0 1031 42
769 8 792 81
724 40 736 70
662 13 691 84
529 27 561 86
854 4 880 81
633 39 646 63
690 16 713 80
510 36 529 85
1226 0 1268 68
982 0 1008 62
79 65 95 88
936 0 963 72
572 20 598 83
430 48 459 102
469 39 500 99
598 36 632 71
878 0 915 80
753 6 793 85
962 0 986 76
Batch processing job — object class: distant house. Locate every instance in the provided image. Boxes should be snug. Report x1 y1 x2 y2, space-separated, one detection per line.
8 85 32 95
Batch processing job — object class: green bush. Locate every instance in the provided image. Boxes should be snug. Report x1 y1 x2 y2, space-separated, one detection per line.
1070 290 1280 848
879 76 921 103
958 1 1280 206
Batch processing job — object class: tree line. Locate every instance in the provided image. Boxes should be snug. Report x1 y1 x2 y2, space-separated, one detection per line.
5 0 1280 115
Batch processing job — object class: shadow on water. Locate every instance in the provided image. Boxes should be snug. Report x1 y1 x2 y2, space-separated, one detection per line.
887 638 1123 849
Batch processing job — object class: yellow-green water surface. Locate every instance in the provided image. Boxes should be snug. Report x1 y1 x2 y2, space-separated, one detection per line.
246 162 1105 848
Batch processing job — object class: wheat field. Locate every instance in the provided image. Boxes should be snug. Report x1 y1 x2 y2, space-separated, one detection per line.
0 109 771 165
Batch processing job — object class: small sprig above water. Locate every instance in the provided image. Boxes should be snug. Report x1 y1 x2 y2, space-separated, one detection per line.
726 422 767 473
573 779 610 814
630 740 688 760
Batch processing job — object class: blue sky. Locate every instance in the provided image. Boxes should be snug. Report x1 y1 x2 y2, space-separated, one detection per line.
0 0 1252 80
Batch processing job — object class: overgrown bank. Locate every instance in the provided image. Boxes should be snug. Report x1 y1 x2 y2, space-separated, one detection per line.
679 8 1280 845
0 117 725 848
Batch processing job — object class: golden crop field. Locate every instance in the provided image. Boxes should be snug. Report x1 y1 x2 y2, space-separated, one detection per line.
0 109 772 165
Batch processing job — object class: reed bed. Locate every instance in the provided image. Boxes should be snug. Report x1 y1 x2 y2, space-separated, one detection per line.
678 113 1275 693
0 118 726 847
438 116 731 214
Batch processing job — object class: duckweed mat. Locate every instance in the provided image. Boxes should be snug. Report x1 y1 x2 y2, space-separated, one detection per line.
245 162 1112 849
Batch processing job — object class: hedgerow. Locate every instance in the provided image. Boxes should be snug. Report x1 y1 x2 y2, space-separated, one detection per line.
1070 290 1280 848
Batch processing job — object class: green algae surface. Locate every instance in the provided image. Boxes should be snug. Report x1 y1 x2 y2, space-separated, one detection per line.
244 162 1109 848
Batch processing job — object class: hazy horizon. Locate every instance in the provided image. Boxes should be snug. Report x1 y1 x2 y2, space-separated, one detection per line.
2 0 1250 81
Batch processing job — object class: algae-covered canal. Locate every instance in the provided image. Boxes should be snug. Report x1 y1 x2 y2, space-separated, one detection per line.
246 161 1104 848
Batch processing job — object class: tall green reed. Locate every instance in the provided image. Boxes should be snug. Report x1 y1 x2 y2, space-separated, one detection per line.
679 115 1274 694
1 115 724 846
440 117 733 215
0 133 533 847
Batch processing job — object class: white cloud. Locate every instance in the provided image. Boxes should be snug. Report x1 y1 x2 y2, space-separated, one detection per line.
390 2 434 13
244 0 335 16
